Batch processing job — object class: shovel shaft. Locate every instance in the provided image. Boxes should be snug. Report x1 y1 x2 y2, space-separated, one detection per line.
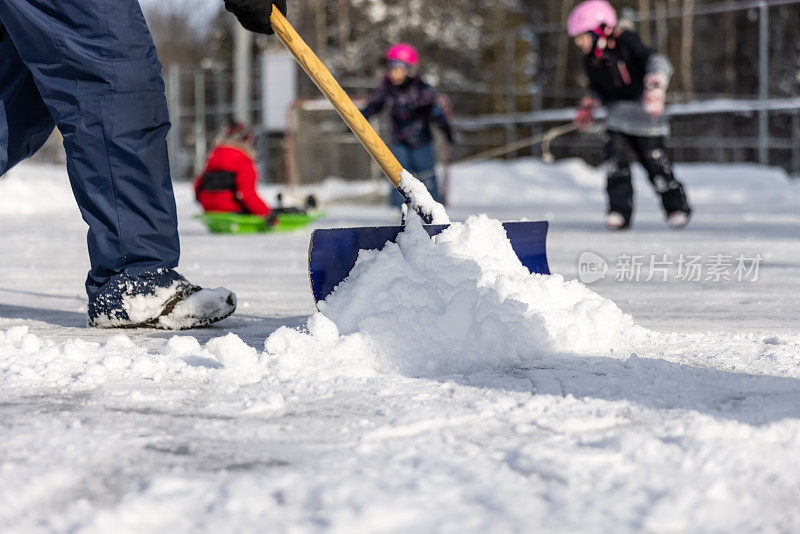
270 10 403 188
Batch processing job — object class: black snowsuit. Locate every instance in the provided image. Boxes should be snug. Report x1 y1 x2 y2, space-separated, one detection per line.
584 30 691 225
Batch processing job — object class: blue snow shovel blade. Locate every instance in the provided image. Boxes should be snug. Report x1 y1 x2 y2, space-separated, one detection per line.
308 221 550 303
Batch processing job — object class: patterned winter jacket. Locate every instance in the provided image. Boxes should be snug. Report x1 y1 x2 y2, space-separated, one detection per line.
361 75 453 148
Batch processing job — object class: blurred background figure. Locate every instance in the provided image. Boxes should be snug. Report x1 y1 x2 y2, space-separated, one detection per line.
569 0 691 231
195 122 272 217
360 43 455 209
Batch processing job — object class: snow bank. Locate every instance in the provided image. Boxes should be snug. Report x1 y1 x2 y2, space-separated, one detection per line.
449 157 800 209
0 163 78 216
265 214 633 376
0 326 270 392
450 157 606 208
679 163 800 205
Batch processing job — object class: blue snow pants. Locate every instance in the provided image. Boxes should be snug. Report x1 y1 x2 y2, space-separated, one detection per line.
389 142 440 208
0 0 180 302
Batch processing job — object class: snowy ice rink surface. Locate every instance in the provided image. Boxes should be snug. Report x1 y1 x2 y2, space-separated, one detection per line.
1 159 799 533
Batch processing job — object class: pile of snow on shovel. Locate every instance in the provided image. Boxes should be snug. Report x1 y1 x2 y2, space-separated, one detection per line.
266 214 634 377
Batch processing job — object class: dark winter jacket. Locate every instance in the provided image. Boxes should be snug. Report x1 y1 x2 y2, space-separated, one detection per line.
584 30 652 104
361 75 453 148
195 144 271 216
583 30 673 137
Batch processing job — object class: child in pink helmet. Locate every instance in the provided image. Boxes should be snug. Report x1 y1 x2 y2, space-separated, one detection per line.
361 43 454 209
569 0 691 230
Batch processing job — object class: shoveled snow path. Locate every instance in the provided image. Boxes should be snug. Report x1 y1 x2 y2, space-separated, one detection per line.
1 160 799 532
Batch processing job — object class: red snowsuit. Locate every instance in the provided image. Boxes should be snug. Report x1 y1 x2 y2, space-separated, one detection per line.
194 145 271 216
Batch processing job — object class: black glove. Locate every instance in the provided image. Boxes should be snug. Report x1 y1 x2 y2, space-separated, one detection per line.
224 0 287 35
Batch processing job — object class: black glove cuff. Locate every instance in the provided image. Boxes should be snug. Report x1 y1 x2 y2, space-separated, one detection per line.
225 0 286 35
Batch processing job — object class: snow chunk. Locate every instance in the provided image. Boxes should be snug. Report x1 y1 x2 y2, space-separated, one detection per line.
160 336 203 357
18 333 42 354
206 333 259 369
5 326 30 346
104 335 137 349
265 313 380 380
307 312 340 344
398 169 450 224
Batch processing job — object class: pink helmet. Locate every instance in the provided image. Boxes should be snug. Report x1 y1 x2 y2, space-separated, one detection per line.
567 0 617 37
384 43 419 67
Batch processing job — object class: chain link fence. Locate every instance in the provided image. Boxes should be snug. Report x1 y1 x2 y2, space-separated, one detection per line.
21 0 800 183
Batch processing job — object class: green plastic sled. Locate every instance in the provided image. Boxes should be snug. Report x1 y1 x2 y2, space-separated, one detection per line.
197 211 326 234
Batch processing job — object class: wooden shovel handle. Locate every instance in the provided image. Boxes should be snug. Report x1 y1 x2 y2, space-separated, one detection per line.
270 9 403 188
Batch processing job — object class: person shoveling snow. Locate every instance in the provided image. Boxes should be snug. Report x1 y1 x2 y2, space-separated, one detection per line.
0 0 288 329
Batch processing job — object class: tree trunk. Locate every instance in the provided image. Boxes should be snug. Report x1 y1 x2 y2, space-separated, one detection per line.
554 0 573 106
314 0 327 60
492 6 506 113
655 0 668 53
337 0 350 49
638 0 651 43
681 0 695 97
668 0 681 97
724 11 737 92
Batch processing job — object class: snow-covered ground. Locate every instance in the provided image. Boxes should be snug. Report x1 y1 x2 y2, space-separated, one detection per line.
1 159 799 533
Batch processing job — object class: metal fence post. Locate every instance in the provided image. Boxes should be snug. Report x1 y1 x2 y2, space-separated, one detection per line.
167 65 182 180
506 31 517 157
213 66 225 134
528 28 543 153
234 23 252 125
194 69 207 176
716 115 725 163
758 1 769 165
792 111 800 177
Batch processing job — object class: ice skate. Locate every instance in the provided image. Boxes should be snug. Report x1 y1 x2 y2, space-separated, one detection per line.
667 211 690 230
605 211 630 231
